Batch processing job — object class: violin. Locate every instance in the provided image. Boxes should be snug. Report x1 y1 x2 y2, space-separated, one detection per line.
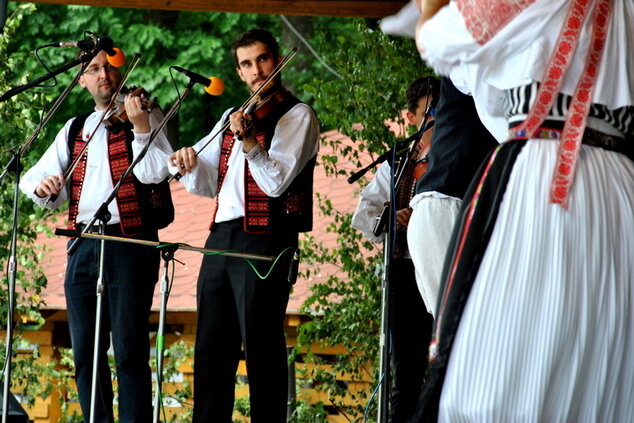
371 122 434 237
105 85 158 124
239 88 289 134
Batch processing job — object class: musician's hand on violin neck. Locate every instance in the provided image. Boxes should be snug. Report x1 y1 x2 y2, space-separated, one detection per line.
35 174 65 198
169 147 198 176
124 91 151 134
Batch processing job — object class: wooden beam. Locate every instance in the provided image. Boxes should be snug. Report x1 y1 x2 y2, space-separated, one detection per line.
16 0 408 17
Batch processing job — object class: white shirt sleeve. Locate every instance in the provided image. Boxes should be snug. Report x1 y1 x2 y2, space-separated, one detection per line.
351 163 392 243
19 119 73 209
131 108 174 184
244 103 320 197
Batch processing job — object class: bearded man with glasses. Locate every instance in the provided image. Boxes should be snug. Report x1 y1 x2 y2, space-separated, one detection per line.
20 49 174 422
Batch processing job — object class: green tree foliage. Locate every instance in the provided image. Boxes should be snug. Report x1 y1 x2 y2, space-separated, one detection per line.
289 19 435 421
0 2 48 346
307 19 433 175
0 4 77 414
290 194 384 421
5 3 278 145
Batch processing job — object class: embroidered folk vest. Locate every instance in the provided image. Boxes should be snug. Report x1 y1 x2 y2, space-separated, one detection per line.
67 113 174 236
214 92 314 234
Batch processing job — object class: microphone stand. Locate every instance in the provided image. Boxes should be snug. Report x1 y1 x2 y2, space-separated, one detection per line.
152 245 176 423
63 78 195 423
0 50 95 103
376 147 405 423
0 56 86 423
346 126 425 185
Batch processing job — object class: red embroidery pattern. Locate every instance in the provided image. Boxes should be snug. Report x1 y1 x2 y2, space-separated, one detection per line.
209 131 237 230
512 0 612 208
68 128 144 235
550 0 612 207
244 132 271 231
283 193 305 213
456 0 536 44
213 129 273 232
515 0 594 138
217 132 235 192
68 137 88 231
107 129 143 235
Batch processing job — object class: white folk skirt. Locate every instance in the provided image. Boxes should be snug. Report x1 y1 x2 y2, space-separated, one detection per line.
439 138 634 422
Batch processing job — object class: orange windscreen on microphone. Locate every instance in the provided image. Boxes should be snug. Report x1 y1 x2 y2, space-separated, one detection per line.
205 76 224 96
106 48 126 68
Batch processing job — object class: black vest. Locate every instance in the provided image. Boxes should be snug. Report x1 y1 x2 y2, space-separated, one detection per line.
217 92 315 233
67 112 174 234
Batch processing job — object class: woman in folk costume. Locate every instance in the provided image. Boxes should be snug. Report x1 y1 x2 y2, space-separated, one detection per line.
412 0 634 421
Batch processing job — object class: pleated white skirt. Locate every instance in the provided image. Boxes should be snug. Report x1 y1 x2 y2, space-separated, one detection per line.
439 139 634 422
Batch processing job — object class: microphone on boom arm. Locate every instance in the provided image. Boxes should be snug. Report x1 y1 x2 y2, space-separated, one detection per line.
172 66 225 96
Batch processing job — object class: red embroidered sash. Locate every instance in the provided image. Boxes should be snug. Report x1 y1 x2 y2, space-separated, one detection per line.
510 0 612 208
68 137 88 231
107 129 144 234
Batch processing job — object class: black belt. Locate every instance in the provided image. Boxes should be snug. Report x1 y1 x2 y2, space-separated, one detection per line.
508 120 633 160
214 217 244 226
76 223 123 236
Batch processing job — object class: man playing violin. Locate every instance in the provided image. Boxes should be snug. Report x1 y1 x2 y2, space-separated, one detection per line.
20 49 173 422
351 77 437 423
132 28 319 421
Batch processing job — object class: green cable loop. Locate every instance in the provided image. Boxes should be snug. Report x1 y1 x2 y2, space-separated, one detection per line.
156 243 296 280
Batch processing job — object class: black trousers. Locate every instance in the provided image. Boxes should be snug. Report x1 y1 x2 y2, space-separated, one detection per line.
193 219 296 422
65 231 158 423
389 258 434 423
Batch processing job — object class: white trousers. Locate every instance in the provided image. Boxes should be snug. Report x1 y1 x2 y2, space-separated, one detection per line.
407 193 461 317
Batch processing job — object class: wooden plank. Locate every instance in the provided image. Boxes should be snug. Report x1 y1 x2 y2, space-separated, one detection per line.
149 311 197 325
15 0 407 17
25 401 49 418
296 362 374 382
12 330 53 346
286 339 348 355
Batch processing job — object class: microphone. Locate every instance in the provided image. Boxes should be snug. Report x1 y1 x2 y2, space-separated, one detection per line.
173 66 224 95
106 47 126 67
57 39 97 50
55 37 115 55
53 37 126 67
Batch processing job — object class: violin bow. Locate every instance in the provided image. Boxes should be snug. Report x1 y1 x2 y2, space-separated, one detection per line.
47 53 142 204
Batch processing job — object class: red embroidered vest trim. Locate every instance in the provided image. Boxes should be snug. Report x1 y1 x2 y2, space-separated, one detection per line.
67 125 145 236
212 94 314 233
